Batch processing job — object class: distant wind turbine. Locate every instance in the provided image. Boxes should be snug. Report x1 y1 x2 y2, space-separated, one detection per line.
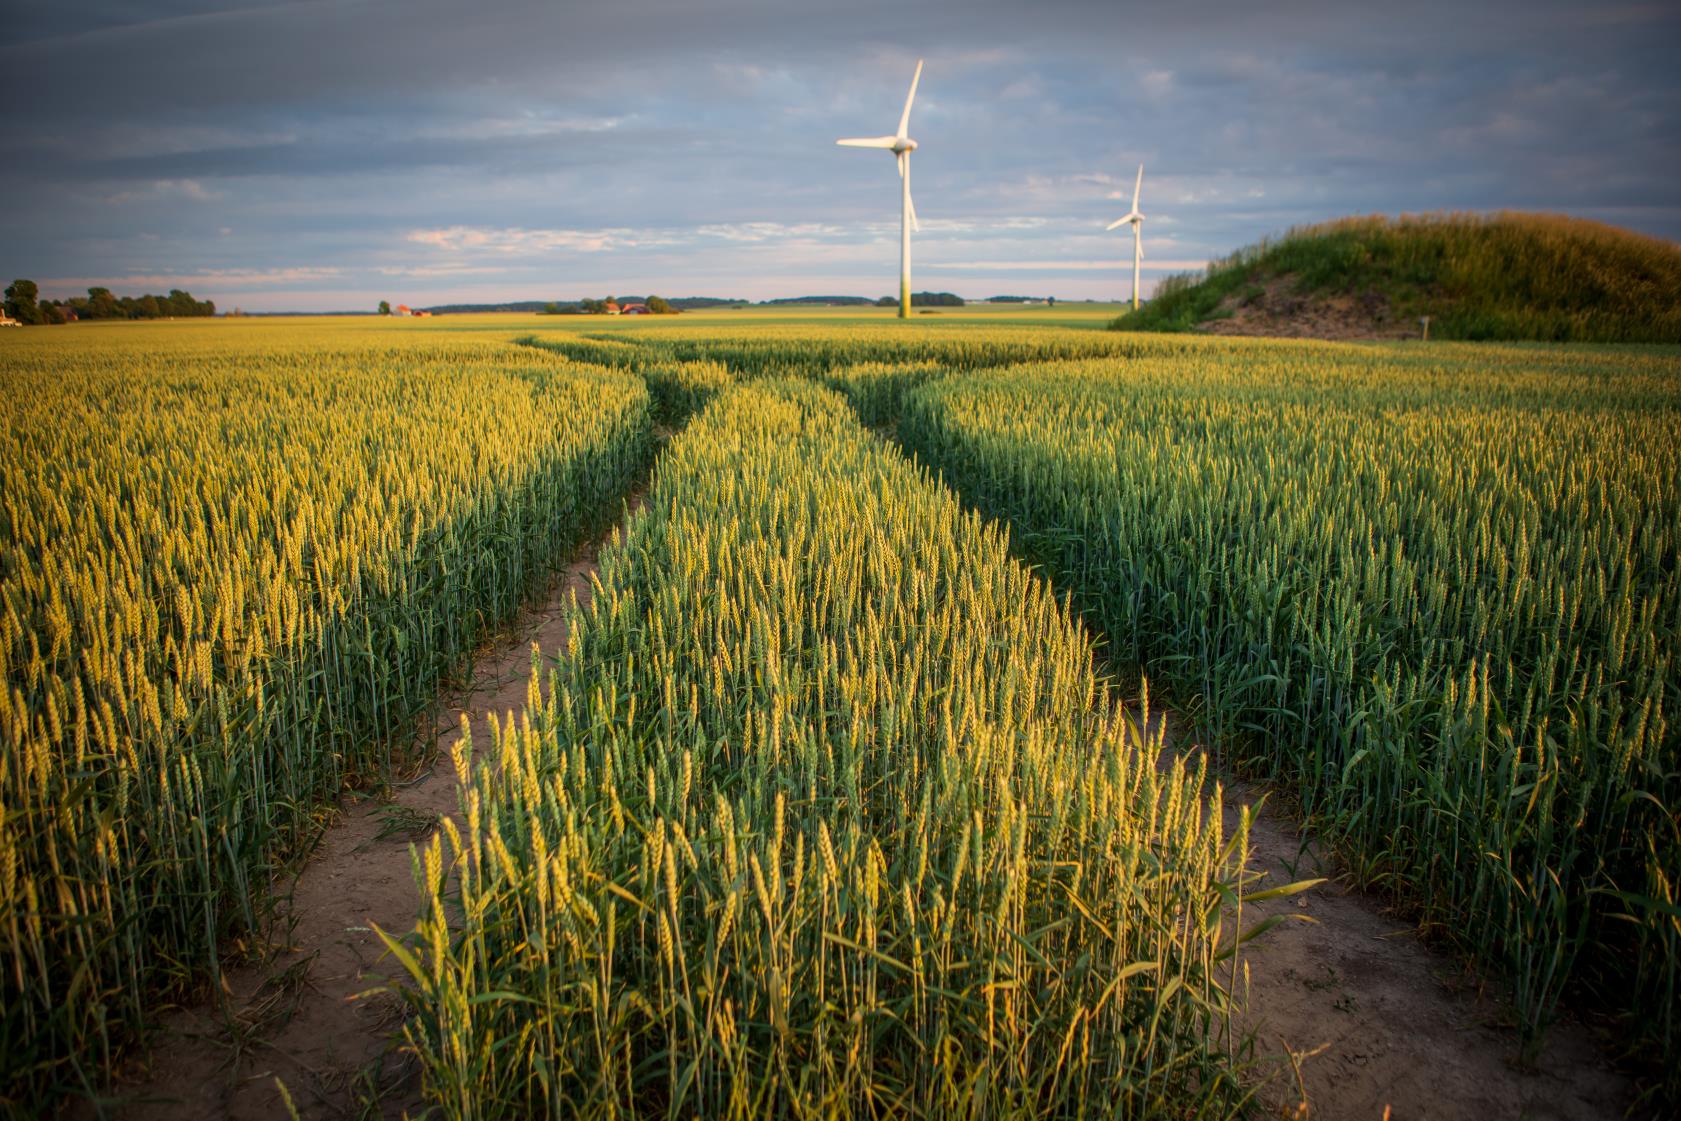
1107 163 1146 310
838 59 923 320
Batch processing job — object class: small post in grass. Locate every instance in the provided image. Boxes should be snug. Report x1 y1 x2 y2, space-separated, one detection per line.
1419 315 1431 341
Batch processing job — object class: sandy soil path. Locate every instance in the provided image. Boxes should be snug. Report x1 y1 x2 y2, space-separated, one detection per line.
95 499 642 1121
1156 712 1641 1120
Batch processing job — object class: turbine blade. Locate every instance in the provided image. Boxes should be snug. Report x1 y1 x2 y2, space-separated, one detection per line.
1132 163 1144 211
897 149 905 178
898 59 924 139
1106 217 1128 231
902 151 920 231
837 136 900 148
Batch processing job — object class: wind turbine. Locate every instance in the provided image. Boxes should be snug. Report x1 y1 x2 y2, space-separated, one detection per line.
1108 163 1146 310
838 59 923 319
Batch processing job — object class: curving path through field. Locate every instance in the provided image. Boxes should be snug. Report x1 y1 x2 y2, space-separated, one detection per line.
91 497 643 1121
1152 713 1639 1120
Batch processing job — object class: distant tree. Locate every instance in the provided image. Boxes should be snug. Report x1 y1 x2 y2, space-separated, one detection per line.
165 289 197 317
378 300 392 316
1047 296 1056 306
39 301 68 325
876 295 897 307
646 295 671 314
4 279 41 324
95 289 214 318
85 287 120 319
581 298 608 314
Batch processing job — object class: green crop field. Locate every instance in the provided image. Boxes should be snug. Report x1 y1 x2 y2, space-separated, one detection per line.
390 379 1250 1118
1 315 1677 1116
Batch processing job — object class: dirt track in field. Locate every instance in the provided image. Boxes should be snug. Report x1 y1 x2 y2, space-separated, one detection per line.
1152 713 1640 1120
92 497 642 1121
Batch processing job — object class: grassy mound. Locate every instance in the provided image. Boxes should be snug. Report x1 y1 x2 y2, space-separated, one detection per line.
1112 212 1681 342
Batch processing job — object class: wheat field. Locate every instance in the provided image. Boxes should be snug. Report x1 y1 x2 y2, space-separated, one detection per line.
1 315 1676 1115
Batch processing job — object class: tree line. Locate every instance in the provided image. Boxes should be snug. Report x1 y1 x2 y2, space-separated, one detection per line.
876 291 966 307
4 279 216 324
542 295 679 314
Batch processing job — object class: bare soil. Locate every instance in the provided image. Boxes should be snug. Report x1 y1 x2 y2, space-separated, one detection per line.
1154 712 1640 1120
92 501 641 1121
1197 274 1422 340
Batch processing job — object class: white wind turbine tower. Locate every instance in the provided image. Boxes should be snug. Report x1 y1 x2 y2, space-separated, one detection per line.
1108 163 1147 310
837 59 923 319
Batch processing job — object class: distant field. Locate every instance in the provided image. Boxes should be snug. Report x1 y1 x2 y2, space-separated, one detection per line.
2 316 1676 1114
596 302 1134 328
210 302 1131 332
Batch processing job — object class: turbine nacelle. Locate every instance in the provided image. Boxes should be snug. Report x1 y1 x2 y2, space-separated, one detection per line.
834 136 918 154
1105 164 1147 230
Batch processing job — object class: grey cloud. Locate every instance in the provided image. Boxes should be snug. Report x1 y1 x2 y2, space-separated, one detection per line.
11 0 1668 117
37 124 696 181
5 0 1677 309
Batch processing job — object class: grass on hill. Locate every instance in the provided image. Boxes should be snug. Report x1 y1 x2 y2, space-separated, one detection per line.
1112 212 1681 342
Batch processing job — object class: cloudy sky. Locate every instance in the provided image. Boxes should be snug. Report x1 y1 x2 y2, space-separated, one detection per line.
4 0 1678 310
